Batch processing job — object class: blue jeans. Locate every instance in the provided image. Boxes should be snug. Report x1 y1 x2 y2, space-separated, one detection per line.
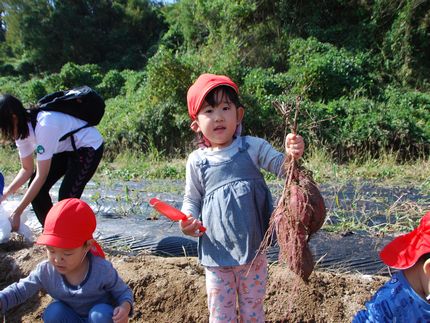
43 301 114 323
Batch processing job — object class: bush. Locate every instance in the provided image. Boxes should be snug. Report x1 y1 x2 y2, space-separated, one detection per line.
309 87 430 160
286 37 374 101
139 99 191 154
99 96 145 156
42 73 63 94
120 70 147 98
240 68 292 142
0 77 46 106
97 70 125 99
0 63 16 76
58 62 103 89
101 48 197 156
15 59 36 77
382 87 430 156
315 97 388 158
0 76 23 97
20 79 47 103
143 47 193 106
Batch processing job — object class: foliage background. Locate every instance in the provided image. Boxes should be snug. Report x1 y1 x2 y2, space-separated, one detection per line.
0 0 429 161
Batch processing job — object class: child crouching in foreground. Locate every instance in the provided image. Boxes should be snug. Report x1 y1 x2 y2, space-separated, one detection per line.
0 198 133 323
353 211 430 322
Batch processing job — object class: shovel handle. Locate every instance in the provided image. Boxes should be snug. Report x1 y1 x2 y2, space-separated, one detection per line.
149 198 206 232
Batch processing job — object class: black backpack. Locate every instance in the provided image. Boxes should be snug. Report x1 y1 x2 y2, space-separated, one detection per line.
30 85 105 142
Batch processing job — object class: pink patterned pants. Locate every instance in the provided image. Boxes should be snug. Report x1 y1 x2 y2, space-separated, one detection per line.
205 254 268 323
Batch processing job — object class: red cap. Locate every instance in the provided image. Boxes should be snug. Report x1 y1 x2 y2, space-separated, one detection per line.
187 73 239 120
36 198 105 258
380 211 430 269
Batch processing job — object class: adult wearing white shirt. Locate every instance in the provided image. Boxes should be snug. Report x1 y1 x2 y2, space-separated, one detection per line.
0 94 104 229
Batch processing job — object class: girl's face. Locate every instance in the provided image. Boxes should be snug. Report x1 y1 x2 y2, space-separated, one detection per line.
46 244 89 276
192 89 244 149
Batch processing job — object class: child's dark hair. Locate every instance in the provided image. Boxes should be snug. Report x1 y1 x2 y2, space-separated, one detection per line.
418 253 430 264
0 94 30 141
194 85 244 147
204 85 243 109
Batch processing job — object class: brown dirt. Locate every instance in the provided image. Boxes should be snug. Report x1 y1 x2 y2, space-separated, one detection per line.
0 241 387 323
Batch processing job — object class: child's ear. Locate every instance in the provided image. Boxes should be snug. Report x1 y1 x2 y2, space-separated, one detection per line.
423 259 430 275
190 120 200 133
236 107 245 124
84 240 94 251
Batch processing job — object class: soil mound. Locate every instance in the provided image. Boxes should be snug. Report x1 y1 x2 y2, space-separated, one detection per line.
0 242 386 322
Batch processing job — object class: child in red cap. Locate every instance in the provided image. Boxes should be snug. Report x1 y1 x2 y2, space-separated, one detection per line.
353 211 430 322
180 73 305 322
0 198 133 323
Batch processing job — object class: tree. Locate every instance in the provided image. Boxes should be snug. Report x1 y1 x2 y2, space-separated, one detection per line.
0 5 5 42
2 0 167 73
372 0 430 87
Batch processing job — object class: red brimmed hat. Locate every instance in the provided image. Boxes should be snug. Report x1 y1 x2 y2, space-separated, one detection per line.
380 211 430 269
187 73 239 120
36 198 105 258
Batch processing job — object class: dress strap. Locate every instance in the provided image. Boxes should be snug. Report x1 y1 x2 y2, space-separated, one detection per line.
238 136 249 152
195 149 208 167
194 149 208 190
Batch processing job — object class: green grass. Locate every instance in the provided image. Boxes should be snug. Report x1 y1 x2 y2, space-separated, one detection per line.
98 151 186 182
1 145 428 186
0 145 22 175
303 147 430 188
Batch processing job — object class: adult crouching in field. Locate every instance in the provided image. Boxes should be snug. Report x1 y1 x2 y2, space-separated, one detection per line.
0 94 104 229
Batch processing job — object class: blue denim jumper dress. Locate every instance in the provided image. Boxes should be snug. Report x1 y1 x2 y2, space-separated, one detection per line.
196 137 274 267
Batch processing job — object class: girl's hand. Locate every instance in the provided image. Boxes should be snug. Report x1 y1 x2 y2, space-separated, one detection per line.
112 302 131 323
9 210 22 232
285 133 305 160
1 187 12 204
180 215 204 237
